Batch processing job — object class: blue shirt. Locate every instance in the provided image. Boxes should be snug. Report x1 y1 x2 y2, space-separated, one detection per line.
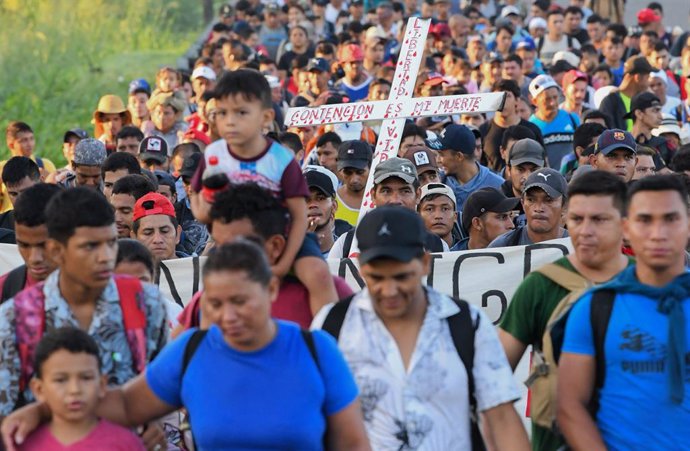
146 322 358 451
529 110 580 170
443 162 504 213
562 290 690 450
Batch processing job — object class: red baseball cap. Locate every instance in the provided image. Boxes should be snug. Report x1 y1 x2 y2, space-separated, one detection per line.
561 70 588 89
183 128 211 145
339 44 364 63
423 72 445 86
430 23 451 39
133 192 176 222
637 8 660 25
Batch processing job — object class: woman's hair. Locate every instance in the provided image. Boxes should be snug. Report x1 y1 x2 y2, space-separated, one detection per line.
116 238 155 278
203 240 272 286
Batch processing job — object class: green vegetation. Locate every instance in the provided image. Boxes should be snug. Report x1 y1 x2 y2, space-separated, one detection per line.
0 0 206 164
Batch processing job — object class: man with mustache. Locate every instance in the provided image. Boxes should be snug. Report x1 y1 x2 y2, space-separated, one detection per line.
489 168 569 247
304 165 352 256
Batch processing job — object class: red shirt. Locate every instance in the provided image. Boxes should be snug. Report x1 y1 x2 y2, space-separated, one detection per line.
178 276 354 329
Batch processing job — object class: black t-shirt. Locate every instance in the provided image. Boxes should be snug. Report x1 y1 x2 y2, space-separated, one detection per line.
479 119 544 172
277 47 315 72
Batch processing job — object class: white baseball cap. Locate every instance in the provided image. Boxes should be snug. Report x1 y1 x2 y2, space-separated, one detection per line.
528 17 547 30
191 65 217 81
650 70 668 85
529 74 560 99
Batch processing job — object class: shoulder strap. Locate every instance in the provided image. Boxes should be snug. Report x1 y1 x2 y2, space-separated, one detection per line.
567 34 574 48
114 275 148 374
35 157 44 169
448 298 485 451
301 329 320 372
343 229 355 257
1 265 27 304
321 294 355 340
568 113 578 130
535 263 589 292
181 329 208 378
14 283 47 392
588 288 615 415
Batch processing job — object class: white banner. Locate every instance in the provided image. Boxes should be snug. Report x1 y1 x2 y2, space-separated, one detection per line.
284 91 507 128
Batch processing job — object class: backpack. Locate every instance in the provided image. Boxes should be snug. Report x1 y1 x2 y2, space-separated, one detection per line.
536 35 575 59
1 265 27 304
524 263 614 431
14 275 147 400
321 294 486 451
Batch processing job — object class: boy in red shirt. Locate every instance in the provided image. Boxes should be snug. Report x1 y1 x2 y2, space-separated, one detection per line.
18 328 144 451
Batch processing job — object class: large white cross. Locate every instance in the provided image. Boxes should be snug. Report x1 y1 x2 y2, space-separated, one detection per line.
285 17 505 223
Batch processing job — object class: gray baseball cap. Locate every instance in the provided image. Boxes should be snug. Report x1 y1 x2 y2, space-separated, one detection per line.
509 138 545 166
73 138 107 166
373 157 418 185
523 168 567 199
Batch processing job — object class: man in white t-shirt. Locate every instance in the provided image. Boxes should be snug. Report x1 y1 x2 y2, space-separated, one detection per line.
537 10 580 63
313 206 530 451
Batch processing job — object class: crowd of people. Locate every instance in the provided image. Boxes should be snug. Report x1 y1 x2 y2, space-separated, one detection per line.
0 0 689 449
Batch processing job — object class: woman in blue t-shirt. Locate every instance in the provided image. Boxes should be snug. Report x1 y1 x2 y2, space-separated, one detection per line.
4 241 370 451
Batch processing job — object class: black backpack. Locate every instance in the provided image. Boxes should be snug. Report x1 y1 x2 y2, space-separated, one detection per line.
321 294 486 451
0 265 27 304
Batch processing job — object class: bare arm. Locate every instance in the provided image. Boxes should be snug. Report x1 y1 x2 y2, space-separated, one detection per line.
276 196 308 277
189 191 212 225
326 399 372 451
482 402 530 451
498 329 528 371
556 352 606 451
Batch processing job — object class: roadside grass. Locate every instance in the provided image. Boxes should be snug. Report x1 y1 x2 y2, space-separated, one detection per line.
0 0 204 164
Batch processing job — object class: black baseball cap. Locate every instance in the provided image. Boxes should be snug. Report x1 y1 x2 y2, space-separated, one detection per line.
337 140 373 171
594 129 637 155
63 128 88 143
509 138 545 166
307 57 330 73
139 136 169 163
219 3 234 17
425 124 476 154
179 152 202 179
357 206 426 265
523 168 568 199
623 91 662 119
462 187 519 232
624 55 657 75
304 166 337 197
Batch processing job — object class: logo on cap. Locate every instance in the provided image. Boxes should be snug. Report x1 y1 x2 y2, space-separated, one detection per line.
614 131 625 141
347 148 355 154
378 223 391 236
147 139 162 151
401 165 413 174
537 172 551 181
414 151 430 166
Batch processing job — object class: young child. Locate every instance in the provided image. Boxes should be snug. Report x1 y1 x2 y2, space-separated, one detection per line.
19 327 145 450
152 66 180 96
189 68 338 314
